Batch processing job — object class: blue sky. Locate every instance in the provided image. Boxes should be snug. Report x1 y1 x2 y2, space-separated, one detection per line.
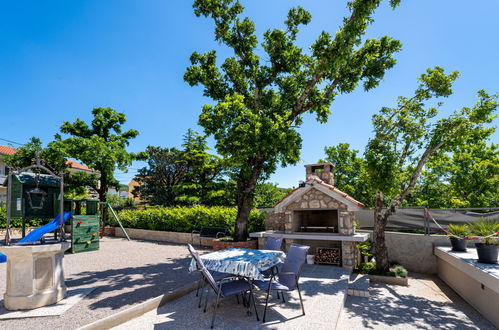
0 0 498 188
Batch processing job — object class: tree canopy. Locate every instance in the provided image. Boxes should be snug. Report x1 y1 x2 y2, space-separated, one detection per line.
53 107 140 202
185 0 402 240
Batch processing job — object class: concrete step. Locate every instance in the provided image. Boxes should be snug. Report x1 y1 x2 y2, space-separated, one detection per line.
348 273 370 298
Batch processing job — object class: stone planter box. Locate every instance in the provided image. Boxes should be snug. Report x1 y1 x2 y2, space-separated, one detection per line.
212 239 258 251
368 274 408 286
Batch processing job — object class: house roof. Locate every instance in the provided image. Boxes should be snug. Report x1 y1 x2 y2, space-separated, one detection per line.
0 145 93 172
273 177 365 211
0 145 17 156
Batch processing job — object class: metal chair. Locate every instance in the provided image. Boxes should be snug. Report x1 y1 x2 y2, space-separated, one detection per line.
188 244 234 308
260 237 283 278
253 244 310 323
199 262 259 328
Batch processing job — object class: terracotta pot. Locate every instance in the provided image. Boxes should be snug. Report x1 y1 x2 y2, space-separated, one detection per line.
212 238 258 251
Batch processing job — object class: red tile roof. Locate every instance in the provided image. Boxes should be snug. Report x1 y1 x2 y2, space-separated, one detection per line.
313 178 366 207
0 145 93 171
0 145 17 155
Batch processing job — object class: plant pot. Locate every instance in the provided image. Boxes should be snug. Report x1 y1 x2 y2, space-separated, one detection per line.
212 238 258 251
475 243 498 264
449 237 467 251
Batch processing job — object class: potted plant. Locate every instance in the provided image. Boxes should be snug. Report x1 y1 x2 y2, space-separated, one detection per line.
469 218 499 264
447 224 470 252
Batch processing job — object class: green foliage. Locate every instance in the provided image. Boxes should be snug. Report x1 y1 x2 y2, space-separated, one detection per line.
358 238 373 257
321 143 372 206
106 193 136 210
393 264 408 278
186 0 402 240
3 137 99 196
253 182 292 207
53 107 140 202
447 224 470 238
114 206 265 235
0 206 48 228
133 146 187 206
356 261 376 274
469 218 499 245
174 129 234 206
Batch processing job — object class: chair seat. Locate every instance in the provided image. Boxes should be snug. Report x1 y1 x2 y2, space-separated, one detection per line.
212 271 232 281
253 279 290 291
219 279 252 297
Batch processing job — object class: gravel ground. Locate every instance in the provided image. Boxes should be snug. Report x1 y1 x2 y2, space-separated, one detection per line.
337 274 495 330
0 237 200 330
112 264 350 330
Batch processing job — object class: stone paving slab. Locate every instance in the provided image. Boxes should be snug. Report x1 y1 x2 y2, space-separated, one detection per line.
337 274 495 330
112 264 351 329
0 287 95 319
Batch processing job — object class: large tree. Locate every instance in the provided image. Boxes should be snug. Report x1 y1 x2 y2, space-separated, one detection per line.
185 0 402 240
54 108 140 202
364 67 498 271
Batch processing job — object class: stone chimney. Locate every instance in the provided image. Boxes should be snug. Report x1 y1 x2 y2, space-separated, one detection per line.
305 163 334 186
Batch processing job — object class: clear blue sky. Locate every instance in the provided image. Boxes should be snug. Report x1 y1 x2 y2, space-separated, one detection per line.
0 0 497 188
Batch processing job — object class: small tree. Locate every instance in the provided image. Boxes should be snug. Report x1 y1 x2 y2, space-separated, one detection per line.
174 129 232 206
365 67 498 271
253 182 292 208
4 137 99 196
185 0 402 241
133 146 186 206
54 108 140 202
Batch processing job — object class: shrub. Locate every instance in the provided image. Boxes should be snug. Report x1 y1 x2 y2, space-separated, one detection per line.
469 218 499 245
447 224 470 238
114 205 265 235
0 205 50 228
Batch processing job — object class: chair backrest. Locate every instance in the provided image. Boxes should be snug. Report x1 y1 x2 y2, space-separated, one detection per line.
188 244 219 292
279 244 309 290
264 237 283 251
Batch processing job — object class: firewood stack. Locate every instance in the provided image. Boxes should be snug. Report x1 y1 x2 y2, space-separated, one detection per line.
315 247 341 265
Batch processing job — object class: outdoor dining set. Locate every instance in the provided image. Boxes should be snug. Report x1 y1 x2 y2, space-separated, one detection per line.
187 238 310 328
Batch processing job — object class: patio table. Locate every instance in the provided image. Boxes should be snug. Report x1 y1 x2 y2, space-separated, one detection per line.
188 248 286 280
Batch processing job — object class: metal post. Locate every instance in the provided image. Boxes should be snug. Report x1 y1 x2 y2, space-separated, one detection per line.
107 202 131 241
59 174 65 242
5 171 12 245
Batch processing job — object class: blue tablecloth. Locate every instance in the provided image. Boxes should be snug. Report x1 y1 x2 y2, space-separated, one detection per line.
189 248 286 280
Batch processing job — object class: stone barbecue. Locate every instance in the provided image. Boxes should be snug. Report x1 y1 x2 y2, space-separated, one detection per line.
250 163 369 269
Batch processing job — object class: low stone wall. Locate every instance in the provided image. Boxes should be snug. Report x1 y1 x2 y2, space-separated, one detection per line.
359 230 450 274
114 228 214 247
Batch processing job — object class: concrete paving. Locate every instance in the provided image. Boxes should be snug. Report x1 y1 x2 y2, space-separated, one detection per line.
337 274 495 330
112 264 351 330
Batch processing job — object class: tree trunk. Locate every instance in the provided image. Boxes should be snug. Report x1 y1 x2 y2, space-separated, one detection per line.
373 191 390 272
234 161 262 241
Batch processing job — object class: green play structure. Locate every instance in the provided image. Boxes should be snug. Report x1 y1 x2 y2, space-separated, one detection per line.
5 172 130 254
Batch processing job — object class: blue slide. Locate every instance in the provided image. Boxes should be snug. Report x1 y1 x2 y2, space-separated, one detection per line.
0 212 72 263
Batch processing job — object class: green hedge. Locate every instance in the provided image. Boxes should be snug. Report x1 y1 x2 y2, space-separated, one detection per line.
0 205 49 228
114 205 266 235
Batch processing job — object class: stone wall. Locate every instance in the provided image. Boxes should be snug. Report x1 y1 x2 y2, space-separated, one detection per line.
284 188 347 211
265 212 285 231
114 228 214 247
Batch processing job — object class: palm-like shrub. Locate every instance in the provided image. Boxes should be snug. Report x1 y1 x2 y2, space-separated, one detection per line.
469 218 499 245
447 224 470 238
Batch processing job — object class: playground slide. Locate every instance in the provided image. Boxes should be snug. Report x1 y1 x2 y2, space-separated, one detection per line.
0 212 72 263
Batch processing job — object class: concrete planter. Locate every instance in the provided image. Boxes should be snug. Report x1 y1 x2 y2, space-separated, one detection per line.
369 274 408 286
212 238 258 251
0 242 71 310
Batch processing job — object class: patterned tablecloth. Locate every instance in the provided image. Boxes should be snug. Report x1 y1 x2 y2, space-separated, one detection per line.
189 248 286 280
